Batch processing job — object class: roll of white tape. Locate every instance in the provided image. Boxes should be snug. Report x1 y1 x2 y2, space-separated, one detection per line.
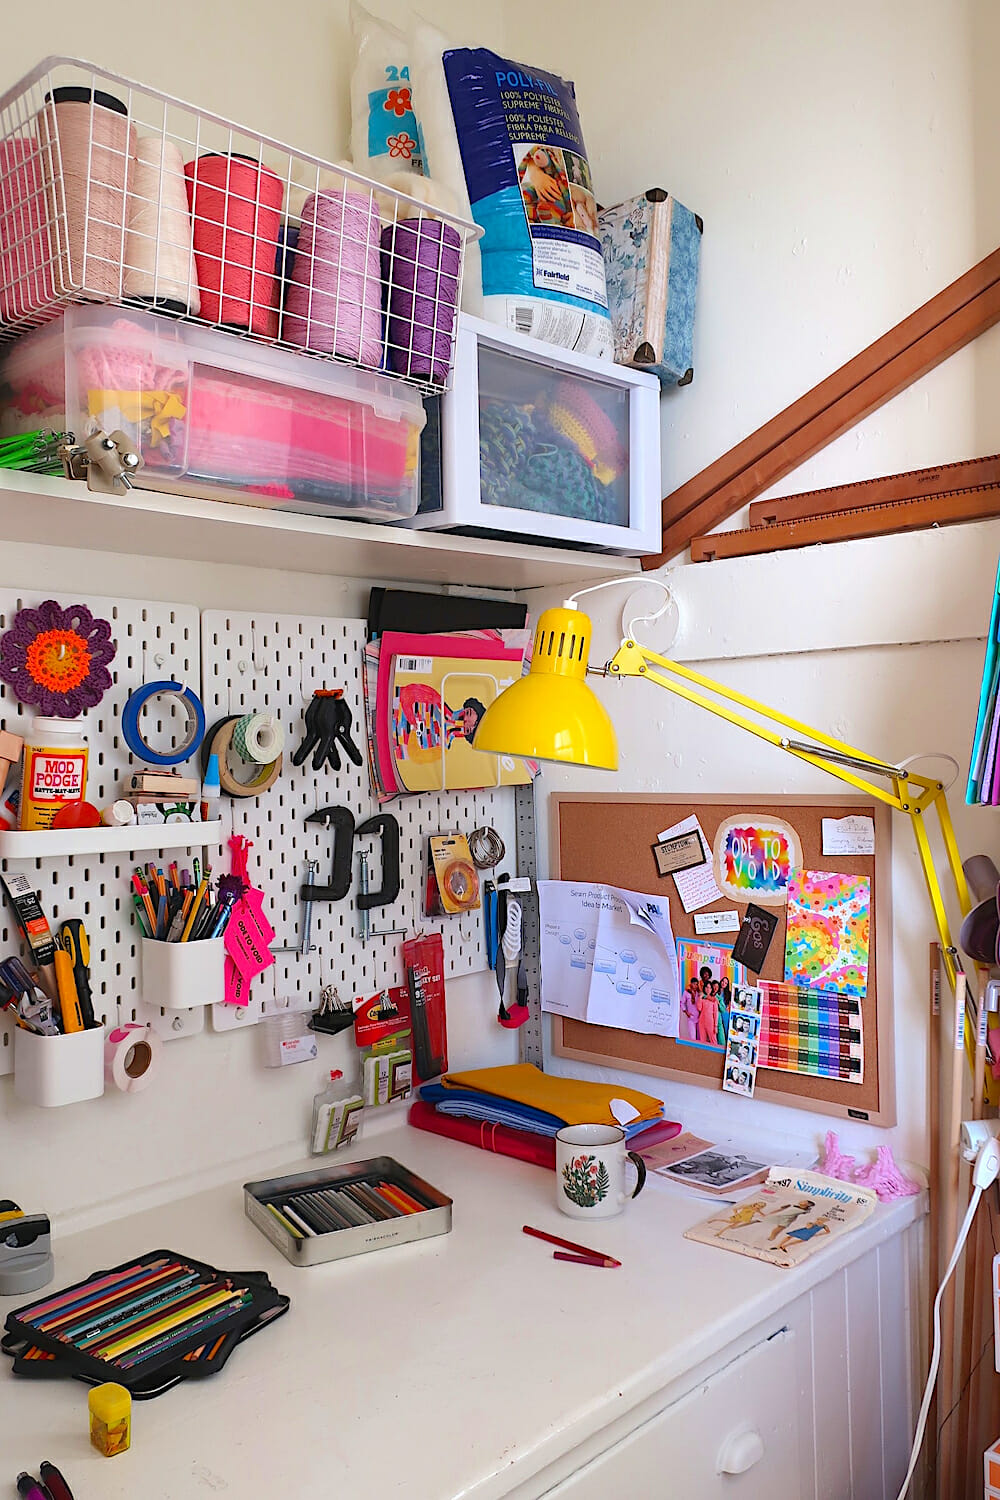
234 712 285 764
104 1022 161 1093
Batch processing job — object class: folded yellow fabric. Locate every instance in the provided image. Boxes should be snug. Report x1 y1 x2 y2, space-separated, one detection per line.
440 1063 663 1126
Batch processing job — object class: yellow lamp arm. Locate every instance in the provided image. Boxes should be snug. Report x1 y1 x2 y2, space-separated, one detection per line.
606 638 972 991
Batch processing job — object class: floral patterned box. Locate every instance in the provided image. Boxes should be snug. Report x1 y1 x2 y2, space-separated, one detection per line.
599 189 702 387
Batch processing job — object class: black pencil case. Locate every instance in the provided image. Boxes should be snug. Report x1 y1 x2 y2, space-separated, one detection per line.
3 1249 289 1390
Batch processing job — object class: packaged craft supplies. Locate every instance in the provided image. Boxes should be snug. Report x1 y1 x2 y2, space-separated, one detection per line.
411 27 612 355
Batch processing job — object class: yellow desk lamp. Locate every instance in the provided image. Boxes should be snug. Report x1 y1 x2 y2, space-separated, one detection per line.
475 580 973 994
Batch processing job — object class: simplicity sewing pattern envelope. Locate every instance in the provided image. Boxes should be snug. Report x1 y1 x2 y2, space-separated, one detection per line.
783 868 870 997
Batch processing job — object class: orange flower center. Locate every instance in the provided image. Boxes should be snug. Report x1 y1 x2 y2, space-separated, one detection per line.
25 629 92 692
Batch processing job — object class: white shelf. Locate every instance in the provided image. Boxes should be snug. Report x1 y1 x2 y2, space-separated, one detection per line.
0 820 224 859
0 472 640 590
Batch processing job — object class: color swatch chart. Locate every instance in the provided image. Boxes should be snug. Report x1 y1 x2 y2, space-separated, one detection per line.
758 980 864 1083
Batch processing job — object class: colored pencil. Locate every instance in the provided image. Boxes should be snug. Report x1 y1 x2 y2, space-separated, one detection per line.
281 1205 317 1238
83 1281 219 1352
116 1292 251 1370
522 1224 621 1266
180 878 209 942
554 1251 618 1268
287 1194 343 1234
266 1202 302 1238
101 1287 241 1360
375 1181 424 1215
61 1271 201 1341
348 1181 400 1221
31 1259 178 1327
305 1190 355 1230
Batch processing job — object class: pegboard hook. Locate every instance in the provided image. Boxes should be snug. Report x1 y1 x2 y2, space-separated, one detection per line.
237 628 265 677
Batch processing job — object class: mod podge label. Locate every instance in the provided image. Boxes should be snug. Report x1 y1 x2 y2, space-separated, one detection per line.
712 816 802 908
20 747 88 828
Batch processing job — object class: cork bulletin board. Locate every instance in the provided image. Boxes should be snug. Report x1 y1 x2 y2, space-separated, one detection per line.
550 794 895 1125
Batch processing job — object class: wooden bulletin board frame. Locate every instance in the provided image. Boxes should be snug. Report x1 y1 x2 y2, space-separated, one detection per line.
550 793 895 1125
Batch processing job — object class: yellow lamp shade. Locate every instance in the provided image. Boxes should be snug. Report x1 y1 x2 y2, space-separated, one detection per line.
474 606 618 770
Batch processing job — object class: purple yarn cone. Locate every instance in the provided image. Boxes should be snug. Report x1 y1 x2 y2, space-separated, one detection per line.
285 189 383 365
381 217 461 384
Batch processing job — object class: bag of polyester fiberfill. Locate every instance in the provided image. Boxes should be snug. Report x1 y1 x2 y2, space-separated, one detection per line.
441 48 612 357
350 0 425 180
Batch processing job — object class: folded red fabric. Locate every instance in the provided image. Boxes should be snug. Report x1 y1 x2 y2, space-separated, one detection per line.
408 1100 555 1168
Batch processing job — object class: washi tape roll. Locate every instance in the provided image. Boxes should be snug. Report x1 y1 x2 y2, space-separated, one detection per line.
202 716 281 797
105 1022 161 1094
441 859 479 912
233 711 285 764
121 681 206 767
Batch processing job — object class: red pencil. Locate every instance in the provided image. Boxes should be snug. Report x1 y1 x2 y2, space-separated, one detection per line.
553 1251 619 1268
522 1224 621 1267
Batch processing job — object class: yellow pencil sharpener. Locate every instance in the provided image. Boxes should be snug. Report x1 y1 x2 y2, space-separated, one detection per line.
89 1381 131 1456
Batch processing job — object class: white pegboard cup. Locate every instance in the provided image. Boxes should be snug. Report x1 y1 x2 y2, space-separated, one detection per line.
141 937 225 1010
13 1024 105 1107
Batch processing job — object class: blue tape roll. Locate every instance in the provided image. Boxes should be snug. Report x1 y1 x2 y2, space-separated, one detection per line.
121 681 206 767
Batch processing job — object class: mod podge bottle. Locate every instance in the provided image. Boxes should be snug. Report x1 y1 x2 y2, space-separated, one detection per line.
18 715 89 830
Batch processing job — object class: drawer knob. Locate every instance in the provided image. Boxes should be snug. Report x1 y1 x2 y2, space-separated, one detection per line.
716 1427 765 1475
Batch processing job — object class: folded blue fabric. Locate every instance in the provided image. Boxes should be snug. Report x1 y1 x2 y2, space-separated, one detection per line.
417 1084 660 1140
418 1083 563 1136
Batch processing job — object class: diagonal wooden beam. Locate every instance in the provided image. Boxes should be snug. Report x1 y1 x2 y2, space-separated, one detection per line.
643 246 1000 569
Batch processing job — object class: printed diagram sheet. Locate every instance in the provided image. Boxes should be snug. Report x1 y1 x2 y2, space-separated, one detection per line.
538 881 679 1036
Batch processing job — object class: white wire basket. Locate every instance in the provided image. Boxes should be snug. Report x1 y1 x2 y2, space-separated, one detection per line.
0 56 479 392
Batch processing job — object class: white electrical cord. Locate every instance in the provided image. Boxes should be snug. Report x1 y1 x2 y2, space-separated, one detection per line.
893 1135 1000 1498
897 752 962 793
565 575 678 653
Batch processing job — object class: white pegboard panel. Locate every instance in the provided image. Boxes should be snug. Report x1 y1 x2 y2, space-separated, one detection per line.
200 610 515 1030
0 588 206 1051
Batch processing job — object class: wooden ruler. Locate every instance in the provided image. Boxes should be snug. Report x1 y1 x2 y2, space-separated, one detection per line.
644 245 1000 567
690 480 1000 562
748 453 1000 527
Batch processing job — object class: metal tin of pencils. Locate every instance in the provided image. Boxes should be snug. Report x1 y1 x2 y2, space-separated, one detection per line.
243 1156 452 1266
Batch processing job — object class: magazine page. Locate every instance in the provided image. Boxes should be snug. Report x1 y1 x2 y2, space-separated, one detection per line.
683 1167 877 1267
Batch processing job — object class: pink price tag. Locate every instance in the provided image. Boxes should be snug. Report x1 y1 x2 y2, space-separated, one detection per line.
224 887 275 982
224 954 253 1007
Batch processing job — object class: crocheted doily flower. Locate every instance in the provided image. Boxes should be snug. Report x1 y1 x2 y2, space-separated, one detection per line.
0 599 117 716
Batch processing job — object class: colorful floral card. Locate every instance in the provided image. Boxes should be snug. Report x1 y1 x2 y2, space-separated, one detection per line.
783 869 870 997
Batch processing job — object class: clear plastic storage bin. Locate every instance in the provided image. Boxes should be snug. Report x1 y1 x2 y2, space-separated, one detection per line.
0 305 425 521
410 314 661 554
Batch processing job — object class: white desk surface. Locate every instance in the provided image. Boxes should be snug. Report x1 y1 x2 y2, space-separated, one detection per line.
1 1123 922 1499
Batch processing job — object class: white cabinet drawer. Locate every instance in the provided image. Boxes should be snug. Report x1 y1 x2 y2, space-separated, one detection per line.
540 1327 798 1500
